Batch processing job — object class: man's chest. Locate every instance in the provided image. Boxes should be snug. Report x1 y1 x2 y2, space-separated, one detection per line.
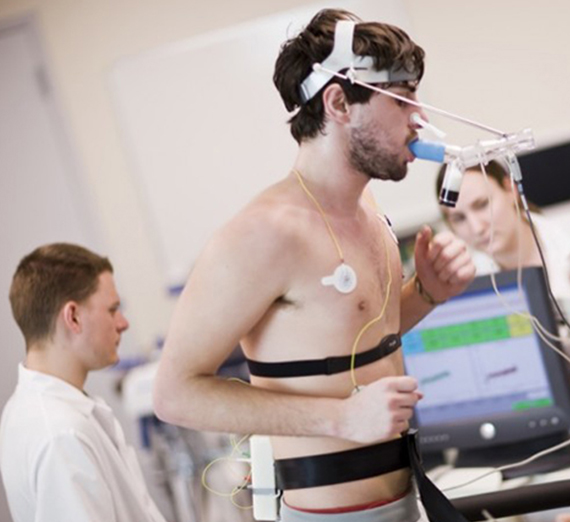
290 216 402 316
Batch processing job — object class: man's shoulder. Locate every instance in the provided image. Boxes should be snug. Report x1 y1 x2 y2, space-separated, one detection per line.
1 386 94 440
0 389 99 476
215 187 309 254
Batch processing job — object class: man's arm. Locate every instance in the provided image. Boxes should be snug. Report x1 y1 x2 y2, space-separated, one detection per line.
401 226 475 333
153 214 421 444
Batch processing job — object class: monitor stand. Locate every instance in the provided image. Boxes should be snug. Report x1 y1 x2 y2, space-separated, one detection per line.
453 432 570 480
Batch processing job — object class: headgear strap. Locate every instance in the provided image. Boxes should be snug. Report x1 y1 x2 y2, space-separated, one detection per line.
299 20 419 104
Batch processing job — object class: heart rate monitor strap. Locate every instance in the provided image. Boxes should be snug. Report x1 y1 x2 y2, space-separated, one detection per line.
246 333 401 378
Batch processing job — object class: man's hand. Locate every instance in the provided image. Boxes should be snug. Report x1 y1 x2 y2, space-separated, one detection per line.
339 376 422 443
414 225 476 304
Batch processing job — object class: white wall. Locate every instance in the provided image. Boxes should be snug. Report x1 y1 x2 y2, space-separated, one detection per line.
408 0 570 139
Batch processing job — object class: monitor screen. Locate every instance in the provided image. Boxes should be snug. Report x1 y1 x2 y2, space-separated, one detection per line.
402 267 570 464
518 140 570 206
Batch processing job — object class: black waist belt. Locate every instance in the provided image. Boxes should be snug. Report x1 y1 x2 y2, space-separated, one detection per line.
275 433 410 490
275 430 468 522
246 333 401 378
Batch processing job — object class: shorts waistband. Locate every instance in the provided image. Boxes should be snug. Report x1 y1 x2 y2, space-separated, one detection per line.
279 489 421 522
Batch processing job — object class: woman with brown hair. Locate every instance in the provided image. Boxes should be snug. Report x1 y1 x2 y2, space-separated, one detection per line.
436 160 570 319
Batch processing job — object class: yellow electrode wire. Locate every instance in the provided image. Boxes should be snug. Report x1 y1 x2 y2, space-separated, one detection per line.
293 171 393 391
349 229 392 390
201 378 255 509
293 170 345 263
349 192 392 390
200 432 253 509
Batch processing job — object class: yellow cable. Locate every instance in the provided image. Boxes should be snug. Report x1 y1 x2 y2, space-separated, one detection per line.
293 169 345 263
230 475 254 510
349 222 392 390
227 376 249 384
201 456 243 497
293 170 394 392
350 188 393 390
363 186 380 213
200 430 254 508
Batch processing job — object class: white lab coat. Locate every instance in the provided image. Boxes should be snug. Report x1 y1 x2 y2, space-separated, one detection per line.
0 364 167 522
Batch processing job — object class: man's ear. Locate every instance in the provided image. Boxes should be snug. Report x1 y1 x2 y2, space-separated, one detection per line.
61 301 82 334
321 83 350 123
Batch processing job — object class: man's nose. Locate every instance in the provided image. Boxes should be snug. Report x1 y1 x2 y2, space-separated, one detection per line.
117 311 129 332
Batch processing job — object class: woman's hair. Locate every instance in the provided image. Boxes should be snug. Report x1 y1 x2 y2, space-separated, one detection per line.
435 160 509 198
435 159 541 215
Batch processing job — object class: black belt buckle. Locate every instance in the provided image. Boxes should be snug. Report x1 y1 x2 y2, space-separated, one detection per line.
324 355 347 375
406 428 422 464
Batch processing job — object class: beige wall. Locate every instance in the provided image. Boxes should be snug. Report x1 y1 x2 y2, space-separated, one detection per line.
1 0 569 351
405 0 570 145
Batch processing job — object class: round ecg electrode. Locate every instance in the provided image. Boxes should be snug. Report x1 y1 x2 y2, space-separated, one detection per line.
321 263 358 294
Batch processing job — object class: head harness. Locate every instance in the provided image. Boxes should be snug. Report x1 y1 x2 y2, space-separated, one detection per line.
299 20 420 104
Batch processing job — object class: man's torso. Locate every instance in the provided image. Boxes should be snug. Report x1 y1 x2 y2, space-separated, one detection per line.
240 178 410 508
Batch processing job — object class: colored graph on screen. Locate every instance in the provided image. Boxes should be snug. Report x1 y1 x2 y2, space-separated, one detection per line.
402 286 553 425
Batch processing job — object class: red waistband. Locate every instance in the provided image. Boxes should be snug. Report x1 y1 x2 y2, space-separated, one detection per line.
285 490 409 515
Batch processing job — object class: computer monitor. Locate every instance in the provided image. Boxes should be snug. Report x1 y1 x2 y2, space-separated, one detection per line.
402 267 570 473
517 138 570 206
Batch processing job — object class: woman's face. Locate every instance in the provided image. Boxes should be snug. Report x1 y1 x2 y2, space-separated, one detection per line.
442 170 520 257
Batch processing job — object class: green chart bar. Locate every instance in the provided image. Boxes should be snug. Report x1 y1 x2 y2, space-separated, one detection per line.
421 314 533 352
513 397 553 411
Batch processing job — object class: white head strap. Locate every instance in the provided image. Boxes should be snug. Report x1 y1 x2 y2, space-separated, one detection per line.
299 20 419 104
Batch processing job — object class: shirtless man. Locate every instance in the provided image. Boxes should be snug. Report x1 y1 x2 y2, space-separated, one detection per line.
154 8 475 521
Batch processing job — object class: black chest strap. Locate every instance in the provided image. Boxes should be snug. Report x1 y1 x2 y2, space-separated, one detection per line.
246 333 401 378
